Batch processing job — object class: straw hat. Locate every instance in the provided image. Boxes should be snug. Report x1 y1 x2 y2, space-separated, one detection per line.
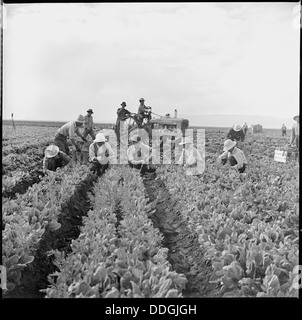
139 98 145 102
75 115 85 123
233 124 242 132
223 139 236 152
94 133 106 143
179 137 193 145
293 115 299 121
87 109 93 114
45 145 59 158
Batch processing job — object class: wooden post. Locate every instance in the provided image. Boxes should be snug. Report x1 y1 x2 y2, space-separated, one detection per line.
11 113 16 131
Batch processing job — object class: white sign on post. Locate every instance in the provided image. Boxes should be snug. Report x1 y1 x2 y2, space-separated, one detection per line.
274 150 287 163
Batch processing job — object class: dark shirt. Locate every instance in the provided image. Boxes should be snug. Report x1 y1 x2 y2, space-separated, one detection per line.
43 151 70 172
226 128 245 142
117 107 131 121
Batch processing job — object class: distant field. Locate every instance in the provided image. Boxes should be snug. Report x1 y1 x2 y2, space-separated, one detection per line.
2 120 284 137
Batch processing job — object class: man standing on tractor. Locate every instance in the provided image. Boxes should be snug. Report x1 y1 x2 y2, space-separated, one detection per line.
83 108 96 140
137 98 151 126
54 115 87 156
89 132 116 176
116 102 131 143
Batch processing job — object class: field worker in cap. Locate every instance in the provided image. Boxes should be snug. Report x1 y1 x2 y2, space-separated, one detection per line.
177 137 204 176
43 144 70 173
89 132 116 176
83 108 96 140
290 115 299 160
226 124 245 147
116 102 131 143
137 98 151 126
217 139 247 173
243 122 248 135
54 115 87 156
127 135 156 175
281 124 287 137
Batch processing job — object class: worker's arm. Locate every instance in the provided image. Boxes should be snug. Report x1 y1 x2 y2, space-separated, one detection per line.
217 151 228 163
60 151 71 165
89 143 98 162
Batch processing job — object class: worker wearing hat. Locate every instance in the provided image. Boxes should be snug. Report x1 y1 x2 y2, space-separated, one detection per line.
290 115 299 160
226 124 245 147
137 98 151 126
217 139 247 173
43 144 70 173
178 137 204 176
116 102 131 143
89 132 116 176
83 108 96 140
54 115 87 156
127 134 156 175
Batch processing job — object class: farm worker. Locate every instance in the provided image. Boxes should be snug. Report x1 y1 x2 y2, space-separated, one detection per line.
83 108 96 140
137 98 151 126
116 102 131 143
243 122 248 135
54 115 87 156
226 124 245 149
217 139 247 173
43 144 70 173
89 132 116 176
127 135 156 175
281 124 287 137
177 137 204 176
290 115 299 160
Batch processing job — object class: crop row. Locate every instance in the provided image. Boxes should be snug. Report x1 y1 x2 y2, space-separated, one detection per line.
156 135 299 297
2 164 93 294
42 166 187 298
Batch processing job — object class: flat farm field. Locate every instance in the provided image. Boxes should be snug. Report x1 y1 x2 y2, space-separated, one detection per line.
2 121 299 298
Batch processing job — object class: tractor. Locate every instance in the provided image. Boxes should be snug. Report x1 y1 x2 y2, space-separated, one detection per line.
115 107 189 147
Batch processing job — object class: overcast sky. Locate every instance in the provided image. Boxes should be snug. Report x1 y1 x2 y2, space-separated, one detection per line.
2 2 300 124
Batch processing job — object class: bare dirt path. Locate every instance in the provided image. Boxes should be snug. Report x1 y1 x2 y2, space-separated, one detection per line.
142 172 219 297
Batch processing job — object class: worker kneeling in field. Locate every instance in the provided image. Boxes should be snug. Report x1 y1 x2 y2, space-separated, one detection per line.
127 135 156 175
43 144 70 172
89 132 116 176
217 139 247 173
177 137 204 176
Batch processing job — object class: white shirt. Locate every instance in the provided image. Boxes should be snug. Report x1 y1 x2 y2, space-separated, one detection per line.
178 145 204 175
218 147 247 169
127 142 155 164
89 142 116 164
57 121 81 139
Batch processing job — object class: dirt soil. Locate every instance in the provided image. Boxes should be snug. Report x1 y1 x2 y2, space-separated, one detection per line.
143 172 220 297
